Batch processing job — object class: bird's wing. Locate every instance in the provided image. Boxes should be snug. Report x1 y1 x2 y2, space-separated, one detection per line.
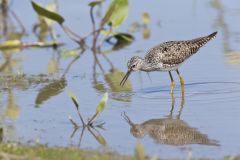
145 41 195 65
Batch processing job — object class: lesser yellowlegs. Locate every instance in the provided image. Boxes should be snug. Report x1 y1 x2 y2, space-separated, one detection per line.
120 32 217 94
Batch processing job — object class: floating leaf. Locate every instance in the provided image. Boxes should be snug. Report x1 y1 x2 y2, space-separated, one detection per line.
96 92 108 114
142 12 150 25
88 0 104 7
35 78 66 106
102 0 128 27
68 90 79 109
31 1 64 25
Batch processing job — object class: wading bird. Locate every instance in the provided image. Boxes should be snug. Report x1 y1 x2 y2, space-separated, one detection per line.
120 32 217 94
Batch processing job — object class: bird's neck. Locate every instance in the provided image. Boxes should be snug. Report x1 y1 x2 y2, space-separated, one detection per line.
139 60 152 72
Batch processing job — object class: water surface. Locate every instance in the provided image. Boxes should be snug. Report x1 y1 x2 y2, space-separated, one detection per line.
1 0 240 159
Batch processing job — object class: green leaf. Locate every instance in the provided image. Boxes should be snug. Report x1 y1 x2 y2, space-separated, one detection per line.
102 0 128 28
88 0 104 7
31 1 64 25
96 92 108 113
68 90 79 109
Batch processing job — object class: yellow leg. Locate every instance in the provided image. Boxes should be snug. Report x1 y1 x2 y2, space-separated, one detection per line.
176 69 184 93
170 81 175 94
168 71 175 94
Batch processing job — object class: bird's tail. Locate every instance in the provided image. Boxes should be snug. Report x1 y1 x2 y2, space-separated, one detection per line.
190 31 218 48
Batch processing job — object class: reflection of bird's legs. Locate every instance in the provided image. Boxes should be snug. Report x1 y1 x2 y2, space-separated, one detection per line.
168 71 175 94
169 93 175 117
177 86 185 119
176 69 184 94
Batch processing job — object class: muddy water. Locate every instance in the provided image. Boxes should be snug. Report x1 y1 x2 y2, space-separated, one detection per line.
1 0 240 159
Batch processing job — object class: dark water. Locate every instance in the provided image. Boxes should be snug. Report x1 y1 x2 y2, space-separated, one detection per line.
1 0 240 159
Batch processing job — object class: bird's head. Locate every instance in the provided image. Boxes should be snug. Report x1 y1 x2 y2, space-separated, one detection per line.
120 56 143 86
130 124 145 138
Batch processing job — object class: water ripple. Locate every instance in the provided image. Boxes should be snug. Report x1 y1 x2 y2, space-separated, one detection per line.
136 81 240 104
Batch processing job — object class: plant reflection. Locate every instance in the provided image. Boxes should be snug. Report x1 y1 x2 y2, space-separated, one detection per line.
69 106 107 147
70 123 106 147
122 93 219 146
128 12 151 40
35 78 66 107
0 0 25 36
211 0 240 65
92 58 133 102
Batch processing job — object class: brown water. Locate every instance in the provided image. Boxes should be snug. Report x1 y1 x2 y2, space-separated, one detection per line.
0 0 240 158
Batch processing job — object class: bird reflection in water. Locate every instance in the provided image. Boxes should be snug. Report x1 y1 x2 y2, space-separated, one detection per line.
122 93 219 146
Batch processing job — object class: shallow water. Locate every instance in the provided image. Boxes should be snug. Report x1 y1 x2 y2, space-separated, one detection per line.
1 0 240 159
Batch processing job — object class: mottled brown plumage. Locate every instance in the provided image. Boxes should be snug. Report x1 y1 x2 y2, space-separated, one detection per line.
120 32 217 93
143 32 217 71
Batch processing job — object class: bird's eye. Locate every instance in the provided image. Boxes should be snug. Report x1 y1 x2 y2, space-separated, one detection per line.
132 64 136 68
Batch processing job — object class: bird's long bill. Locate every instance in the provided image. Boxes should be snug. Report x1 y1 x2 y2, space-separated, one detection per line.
120 70 131 86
